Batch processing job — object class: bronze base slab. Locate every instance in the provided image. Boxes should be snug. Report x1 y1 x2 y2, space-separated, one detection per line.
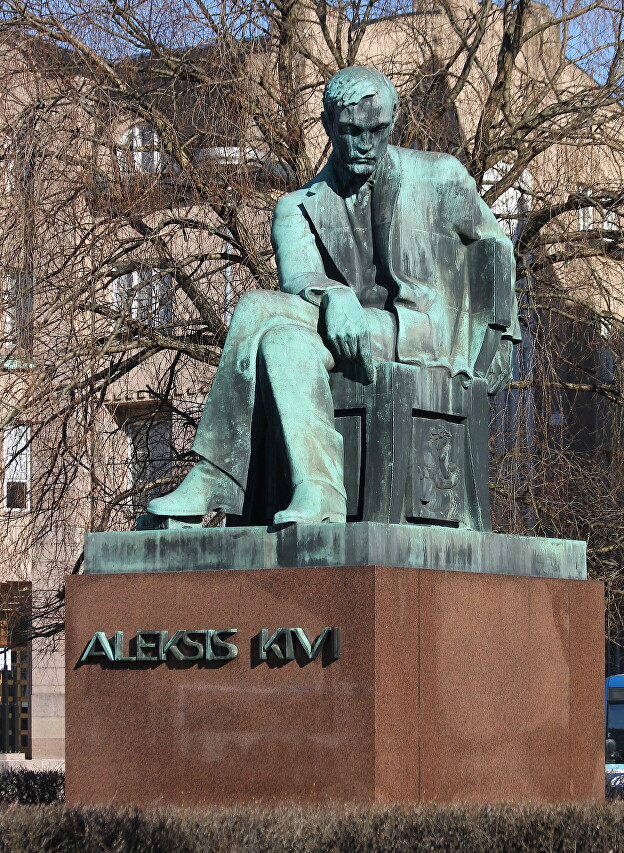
65 566 604 807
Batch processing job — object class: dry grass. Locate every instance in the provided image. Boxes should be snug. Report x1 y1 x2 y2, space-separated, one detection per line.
0 801 623 853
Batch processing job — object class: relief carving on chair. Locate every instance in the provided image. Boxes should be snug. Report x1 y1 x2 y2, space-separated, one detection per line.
418 420 459 522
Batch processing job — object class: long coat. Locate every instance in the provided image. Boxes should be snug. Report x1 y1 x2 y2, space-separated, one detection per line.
271 145 521 381
191 147 521 519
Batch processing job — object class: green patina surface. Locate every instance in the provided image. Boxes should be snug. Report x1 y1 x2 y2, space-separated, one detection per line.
85 523 586 580
146 67 521 530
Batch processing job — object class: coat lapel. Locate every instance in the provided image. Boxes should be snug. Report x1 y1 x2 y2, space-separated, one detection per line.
301 158 353 286
301 149 402 286
372 148 401 276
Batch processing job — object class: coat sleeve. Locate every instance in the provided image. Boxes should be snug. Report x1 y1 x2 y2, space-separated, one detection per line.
271 193 350 306
453 161 522 345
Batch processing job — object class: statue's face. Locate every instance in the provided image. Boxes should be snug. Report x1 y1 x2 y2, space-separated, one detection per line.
324 92 395 178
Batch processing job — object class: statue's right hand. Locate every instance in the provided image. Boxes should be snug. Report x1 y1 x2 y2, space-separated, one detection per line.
321 289 376 383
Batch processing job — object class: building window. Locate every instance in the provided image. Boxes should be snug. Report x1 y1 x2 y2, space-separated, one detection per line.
193 147 257 166
483 163 531 242
116 125 167 174
4 271 33 353
0 582 30 756
125 415 173 512
604 209 618 231
113 269 173 330
3 426 30 511
578 186 594 231
2 138 30 194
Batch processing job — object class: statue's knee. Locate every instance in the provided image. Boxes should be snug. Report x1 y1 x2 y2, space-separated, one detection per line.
231 291 265 324
225 293 273 345
233 290 288 325
258 324 299 355
259 325 330 373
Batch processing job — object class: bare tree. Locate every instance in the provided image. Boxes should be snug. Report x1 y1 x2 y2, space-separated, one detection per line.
0 0 621 652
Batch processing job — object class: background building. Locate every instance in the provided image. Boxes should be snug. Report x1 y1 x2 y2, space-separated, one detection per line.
0 0 622 764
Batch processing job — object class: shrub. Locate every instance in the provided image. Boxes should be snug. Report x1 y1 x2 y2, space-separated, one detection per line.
0 803 623 853
0 769 64 805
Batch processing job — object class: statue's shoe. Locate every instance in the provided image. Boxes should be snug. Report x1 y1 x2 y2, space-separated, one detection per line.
147 460 226 517
273 481 347 525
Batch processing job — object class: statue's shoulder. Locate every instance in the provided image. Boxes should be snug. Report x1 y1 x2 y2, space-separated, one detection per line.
273 166 331 219
273 188 306 219
389 146 469 181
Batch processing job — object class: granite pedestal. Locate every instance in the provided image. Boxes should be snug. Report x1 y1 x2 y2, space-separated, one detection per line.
65 524 604 808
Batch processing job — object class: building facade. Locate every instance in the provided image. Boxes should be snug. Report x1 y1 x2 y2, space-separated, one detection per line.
0 0 622 763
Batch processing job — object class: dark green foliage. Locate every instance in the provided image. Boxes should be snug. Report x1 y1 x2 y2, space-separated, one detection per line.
0 770 63 805
0 803 624 853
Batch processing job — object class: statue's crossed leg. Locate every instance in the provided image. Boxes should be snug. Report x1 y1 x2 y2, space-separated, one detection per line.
148 290 394 525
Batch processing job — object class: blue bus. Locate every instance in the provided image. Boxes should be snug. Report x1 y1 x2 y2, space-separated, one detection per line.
606 675 624 790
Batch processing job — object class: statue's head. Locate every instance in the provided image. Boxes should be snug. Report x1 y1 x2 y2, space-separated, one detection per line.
321 66 398 180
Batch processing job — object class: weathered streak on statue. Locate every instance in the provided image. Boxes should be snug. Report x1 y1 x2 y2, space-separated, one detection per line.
147 66 520 527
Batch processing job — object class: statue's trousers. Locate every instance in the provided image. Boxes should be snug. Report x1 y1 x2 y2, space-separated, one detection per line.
191 290 395 514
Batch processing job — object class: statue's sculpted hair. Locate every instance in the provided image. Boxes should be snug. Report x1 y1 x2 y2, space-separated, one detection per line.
323 66 399 119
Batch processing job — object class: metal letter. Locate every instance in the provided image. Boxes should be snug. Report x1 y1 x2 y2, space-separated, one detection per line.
259 628 295 660
114 631 136 661
331 626 342 659
79 632 114 663
136 631 158 660
162 630 186 660
211 629 238 660
292 627 328 660
205 629 216 660
292 627 341 660
180 631 205 661
157 631 167 661
259 628 283 660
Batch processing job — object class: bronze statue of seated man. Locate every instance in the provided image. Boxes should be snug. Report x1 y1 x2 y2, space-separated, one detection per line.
148 65 520 526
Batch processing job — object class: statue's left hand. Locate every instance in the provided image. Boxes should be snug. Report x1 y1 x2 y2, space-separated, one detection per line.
321 289 376 383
